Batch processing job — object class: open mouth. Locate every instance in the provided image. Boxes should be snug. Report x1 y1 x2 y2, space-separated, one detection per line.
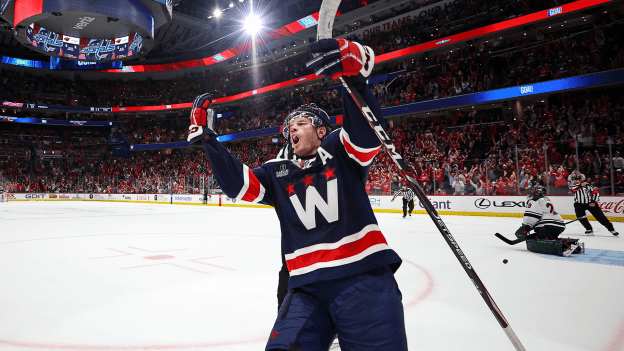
292 135 300 145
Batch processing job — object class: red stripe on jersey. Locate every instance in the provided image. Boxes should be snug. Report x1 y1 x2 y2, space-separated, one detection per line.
286 230 387 271
241 168 261 202
341 132 381 164
591 189 599 194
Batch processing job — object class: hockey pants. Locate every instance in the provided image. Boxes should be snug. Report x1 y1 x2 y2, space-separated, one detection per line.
533 225 565 240
574 203 614 231
402 198 414 216
265 266 408 351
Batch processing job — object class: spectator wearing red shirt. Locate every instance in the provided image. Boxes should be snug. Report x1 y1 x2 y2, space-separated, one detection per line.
495 177 508 195
484 178 495 195
419 173 431 194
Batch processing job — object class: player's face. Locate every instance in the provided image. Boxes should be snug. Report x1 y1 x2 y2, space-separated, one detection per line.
289 115 326 157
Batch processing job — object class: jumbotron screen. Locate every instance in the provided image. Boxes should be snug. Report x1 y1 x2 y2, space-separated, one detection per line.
26 23 143 61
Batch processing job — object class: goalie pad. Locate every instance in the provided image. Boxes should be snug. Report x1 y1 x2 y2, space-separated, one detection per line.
526 238 583 256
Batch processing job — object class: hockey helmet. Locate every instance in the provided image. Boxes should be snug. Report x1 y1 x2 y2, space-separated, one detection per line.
530 185 546 199
283 103 332 139
570 174 582 181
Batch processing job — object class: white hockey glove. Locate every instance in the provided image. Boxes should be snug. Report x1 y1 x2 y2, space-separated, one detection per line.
306 38 375 83
187 93 216 144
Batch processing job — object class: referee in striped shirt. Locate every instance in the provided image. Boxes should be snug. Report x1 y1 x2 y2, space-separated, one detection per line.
391 183 415 218
570 174 619 236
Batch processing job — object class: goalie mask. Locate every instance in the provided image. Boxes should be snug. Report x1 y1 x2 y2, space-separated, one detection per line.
530 185 546 199
283 104 332 140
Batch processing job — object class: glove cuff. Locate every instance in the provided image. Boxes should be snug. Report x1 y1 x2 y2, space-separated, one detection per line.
188 125 218 144
352 42 375 78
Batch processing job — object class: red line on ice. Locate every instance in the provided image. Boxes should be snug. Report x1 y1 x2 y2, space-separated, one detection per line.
603 313 624 351
403 259 436 309
127 246 189 253
89 248 133 259
190 256 236 271
121 262 211 275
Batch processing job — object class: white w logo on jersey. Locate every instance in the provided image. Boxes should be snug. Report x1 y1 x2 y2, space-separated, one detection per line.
290 179 339 230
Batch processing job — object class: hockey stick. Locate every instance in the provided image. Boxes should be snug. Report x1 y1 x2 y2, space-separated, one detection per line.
315 2 524 350
495 216 587 245
494 233 526 246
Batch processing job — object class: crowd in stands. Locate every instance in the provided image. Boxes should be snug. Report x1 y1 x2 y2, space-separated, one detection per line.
371 13 623 107
3 17 621 148
0 124 108 157
373 87 624 196
3 87 624 196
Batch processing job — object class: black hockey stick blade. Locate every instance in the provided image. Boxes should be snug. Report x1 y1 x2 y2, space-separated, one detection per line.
495 233 525 245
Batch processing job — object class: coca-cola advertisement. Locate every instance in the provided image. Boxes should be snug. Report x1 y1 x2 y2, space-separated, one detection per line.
598 199 624 215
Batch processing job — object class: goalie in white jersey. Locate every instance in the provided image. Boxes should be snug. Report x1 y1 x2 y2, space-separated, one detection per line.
515 185 582 256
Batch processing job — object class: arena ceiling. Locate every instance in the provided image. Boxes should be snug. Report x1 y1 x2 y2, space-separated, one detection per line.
0 0 417 69
0 0 327 65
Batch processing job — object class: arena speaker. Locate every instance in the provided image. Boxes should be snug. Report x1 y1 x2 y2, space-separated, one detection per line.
2 0 172 62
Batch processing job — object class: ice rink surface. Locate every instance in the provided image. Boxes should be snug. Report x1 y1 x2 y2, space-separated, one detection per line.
1 201 623 351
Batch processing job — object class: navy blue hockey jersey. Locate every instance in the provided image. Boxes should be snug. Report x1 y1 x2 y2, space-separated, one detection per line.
202 85 402 289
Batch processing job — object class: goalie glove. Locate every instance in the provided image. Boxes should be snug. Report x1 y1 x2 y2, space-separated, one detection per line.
188 93 217 144
306 39 375 82
515 224 531 241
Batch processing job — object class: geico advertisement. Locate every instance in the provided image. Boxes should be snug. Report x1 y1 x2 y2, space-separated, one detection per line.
9 193 48 200
25 194 47 199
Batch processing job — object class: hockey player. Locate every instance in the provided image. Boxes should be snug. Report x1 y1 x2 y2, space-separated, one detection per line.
391 183 415 218
515 185 582 256
188 38 407 351
569 174 619 236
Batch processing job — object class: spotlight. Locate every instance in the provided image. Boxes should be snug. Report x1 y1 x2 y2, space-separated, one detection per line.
229 3 234 8
213 9 222 18
244 13 262 35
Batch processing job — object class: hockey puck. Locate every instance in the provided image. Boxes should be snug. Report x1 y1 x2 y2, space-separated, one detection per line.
503 259 508 264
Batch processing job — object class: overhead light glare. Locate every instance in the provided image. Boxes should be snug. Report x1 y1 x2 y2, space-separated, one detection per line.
244 13 262 35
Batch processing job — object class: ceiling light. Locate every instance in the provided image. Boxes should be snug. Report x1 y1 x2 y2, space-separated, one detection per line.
244 13 262 36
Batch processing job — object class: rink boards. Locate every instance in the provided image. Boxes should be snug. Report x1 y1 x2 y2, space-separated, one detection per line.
5 193 624 222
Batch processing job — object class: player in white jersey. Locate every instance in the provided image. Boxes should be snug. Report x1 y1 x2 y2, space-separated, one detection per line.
515 185 582 256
